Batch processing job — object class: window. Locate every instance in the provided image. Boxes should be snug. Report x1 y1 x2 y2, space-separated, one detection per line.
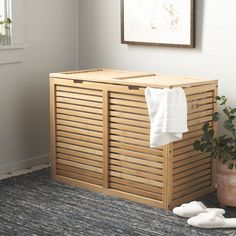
0 0 12 46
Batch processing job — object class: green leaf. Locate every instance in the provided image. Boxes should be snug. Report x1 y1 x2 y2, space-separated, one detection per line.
200 143 208 152
230 108 236 114
219 96 228 105
223 108 231 118
5 18 12 24
215 96 221 101
213 112 220 122
223 120 234 132
193 140 201 150
202 123 209 132
203 131 213 142
229 115 236 121
212 151 218 159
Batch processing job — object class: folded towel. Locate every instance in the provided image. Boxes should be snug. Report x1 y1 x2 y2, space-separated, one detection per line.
145 87 188 147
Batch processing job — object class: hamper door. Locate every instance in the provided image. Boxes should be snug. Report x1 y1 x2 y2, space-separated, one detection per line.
108 91 165 204
52 81 104 186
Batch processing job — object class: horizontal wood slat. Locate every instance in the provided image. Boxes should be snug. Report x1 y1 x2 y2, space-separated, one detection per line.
110 98 147 109
184 84 216 96
110 165 163 182
188 109 213 120
173 169 211 188
57 142 103 156
173 181 212 201
57 114 102 126
57 108 102 121
57 91 102 102
110 177 163 195
110 141 161 156
188 103 213 114
56 85 102 96
110 111 149 122
57 153 102 168
58 170 102 186
110 159 163 175
57 130 102 145
110 135 149 148
56 102 102 115
110 183 162 201
173 150 207 163
57 164 103 180
110 123 149 135
110 92 146 103
110 129 149 141
188 115 213 127
57 159 102 173
173 175 211 194
110 117 149 128
174 153 209 168
110 153 163 169
110 171 163 188
57 147 102 162
57 120 102 132
173 157 211 175
110 147 163 162
173 163 211 181
110 105 148 116
56 98 103 109
57 137 102 151
187 91 214 102
57 125 102 138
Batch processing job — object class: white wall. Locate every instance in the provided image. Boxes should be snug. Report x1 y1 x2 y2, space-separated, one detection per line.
78 0 236 108
1 0 236 174
0 0 78 174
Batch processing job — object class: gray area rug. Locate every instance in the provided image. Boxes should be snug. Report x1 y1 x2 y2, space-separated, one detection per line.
0 168 235 236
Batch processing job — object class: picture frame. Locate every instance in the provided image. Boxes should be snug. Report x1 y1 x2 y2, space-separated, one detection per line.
121 0 195 48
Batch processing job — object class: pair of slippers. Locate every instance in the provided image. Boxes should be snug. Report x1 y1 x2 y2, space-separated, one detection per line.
173 201 236 228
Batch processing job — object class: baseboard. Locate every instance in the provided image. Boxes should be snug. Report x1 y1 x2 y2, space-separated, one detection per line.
0 154 50 175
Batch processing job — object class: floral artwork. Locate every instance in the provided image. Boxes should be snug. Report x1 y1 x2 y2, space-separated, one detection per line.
121 0 195 48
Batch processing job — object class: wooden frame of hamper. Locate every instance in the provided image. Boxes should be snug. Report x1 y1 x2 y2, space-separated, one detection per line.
50 68 218 210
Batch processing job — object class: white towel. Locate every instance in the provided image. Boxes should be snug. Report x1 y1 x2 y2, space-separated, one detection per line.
145 87 188 147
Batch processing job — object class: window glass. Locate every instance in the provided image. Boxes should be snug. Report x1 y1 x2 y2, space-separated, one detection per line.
0 0 6 20
0 0 11 46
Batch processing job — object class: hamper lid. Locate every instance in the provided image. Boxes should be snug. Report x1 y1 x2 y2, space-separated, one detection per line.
50 68 217 88
124 75 217 88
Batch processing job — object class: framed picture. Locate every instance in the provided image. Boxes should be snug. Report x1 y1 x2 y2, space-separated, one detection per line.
121 0 195 48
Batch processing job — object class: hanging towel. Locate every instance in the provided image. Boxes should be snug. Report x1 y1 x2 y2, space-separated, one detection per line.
145 87 188 147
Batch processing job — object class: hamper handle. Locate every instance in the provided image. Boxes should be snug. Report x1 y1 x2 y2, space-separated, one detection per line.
73 80 84 84
128 85 141 90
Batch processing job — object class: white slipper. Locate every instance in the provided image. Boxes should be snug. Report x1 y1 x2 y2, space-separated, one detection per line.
173 201 225 218
187 212 236 228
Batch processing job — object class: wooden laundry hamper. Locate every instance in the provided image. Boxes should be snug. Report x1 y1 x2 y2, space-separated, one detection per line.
50 68 218 209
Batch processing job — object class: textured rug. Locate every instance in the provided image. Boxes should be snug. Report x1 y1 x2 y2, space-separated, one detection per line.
0 169 235 236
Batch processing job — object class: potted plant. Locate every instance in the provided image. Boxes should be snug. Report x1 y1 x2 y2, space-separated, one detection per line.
193 95 236 207
0 17 12 46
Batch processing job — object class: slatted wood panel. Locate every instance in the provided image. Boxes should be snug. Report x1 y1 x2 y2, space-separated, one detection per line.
55 85 103 186
172 88 215 205
109 92 164 202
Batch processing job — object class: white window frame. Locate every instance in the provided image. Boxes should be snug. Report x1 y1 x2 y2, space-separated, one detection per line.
5 0 12 20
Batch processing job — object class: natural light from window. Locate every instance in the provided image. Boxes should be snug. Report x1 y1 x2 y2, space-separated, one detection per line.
0 0 12 46
0 0 6 19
